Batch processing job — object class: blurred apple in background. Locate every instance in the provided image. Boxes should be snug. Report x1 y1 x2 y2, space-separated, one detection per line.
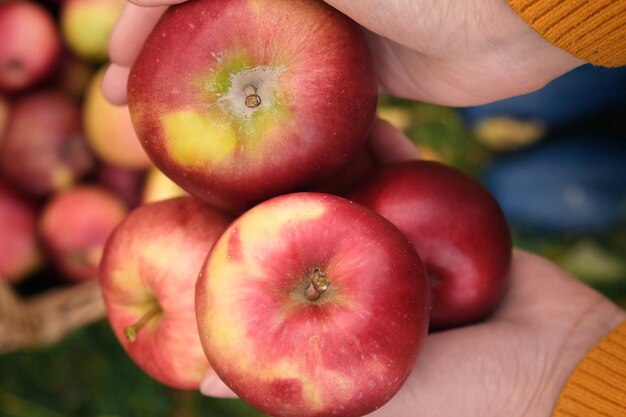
0 95 9 141
84 68 151 170
100 197 233 389
0 180 42 283
97 164 145 209
141 165 186 204
60 0 125 62
0 0 61 92
0 90 95 197
54 52 97 99
39 185 127 282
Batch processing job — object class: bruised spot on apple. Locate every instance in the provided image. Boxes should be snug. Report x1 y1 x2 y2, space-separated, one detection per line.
196 192 430 417
128 0 377 211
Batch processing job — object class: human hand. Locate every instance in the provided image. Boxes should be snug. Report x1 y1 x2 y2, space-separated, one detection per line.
197 120 625 417
101 0 584 106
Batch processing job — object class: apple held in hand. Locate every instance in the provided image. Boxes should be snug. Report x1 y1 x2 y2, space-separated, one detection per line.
128 0 377 211
100 197 232 389
349 161 512 329
196 192 430 417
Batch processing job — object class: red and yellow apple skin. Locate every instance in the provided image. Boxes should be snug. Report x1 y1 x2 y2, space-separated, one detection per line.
128 0 378 211
0 1 61 92
349 161 512 330
196 193 430 417
0 91 95 197
0 181 42 283
40 186 128 282
100 197 232 390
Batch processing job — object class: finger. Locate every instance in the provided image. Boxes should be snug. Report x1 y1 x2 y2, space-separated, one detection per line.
199 370 238 398
368 118 420 164
101 63 131 105
108 3 168 67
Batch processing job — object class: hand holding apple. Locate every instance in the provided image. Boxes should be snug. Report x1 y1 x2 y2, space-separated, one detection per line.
362 250 626 417
196 192 430 417
126 0 377 210
103 0 581 107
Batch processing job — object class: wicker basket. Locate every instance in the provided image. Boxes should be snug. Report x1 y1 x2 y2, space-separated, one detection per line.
0 279 106 355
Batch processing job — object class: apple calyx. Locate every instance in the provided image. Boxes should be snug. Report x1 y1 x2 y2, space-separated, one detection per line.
243 85 261 109
124 304 162 343
219 65 283 119
304 267 330 301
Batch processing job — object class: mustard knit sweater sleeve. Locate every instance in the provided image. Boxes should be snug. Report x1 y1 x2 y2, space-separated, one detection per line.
507 0 626 67
551 320 626 417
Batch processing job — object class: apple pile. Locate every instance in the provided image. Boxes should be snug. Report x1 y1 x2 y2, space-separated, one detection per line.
1 0 512 415
0 0 188 288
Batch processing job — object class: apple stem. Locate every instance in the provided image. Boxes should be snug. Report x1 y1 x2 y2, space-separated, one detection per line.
123 304 162 343
305 268 330 301
244 85 261 109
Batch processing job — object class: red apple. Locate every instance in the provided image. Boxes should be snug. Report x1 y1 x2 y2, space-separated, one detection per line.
84 68 151 170
348 161 512 329
311 143 379 196
0 90 95 196
100 197 232 389
0 0 61 92
0 180 42 282
39 185 127 282
127 0 377 211
60 0 125 61
196 192 430 417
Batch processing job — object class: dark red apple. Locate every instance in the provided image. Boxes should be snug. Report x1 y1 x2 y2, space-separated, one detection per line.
127 0 377 211
196 192 430 417
0 180 42 282
311 143 379 196
97 164 145 209
100 197 232 389
39 185 127 282
0 90 95 196
0 0 61 92
348 160 512 329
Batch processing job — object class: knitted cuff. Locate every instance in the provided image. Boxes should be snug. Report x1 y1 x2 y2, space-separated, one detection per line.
552 320 626 417
507 0 626 67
